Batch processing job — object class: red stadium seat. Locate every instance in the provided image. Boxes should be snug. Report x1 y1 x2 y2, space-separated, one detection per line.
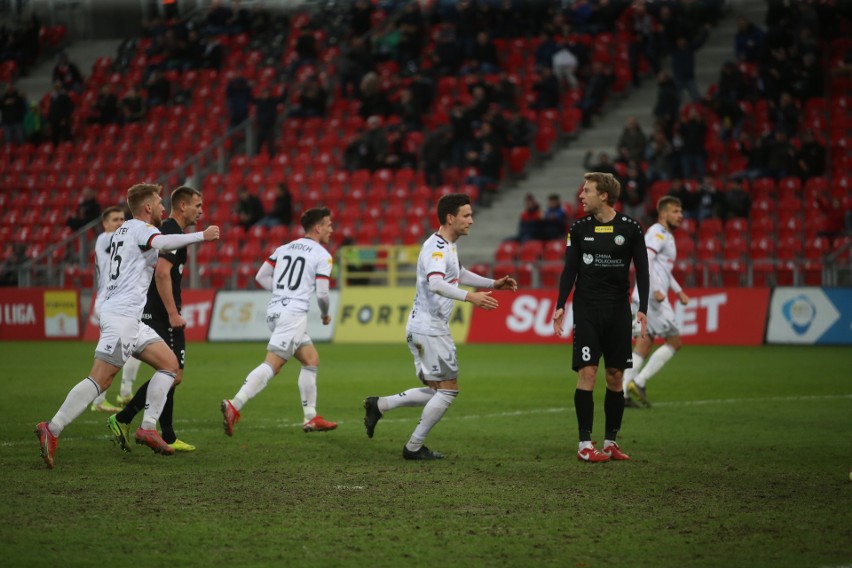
494 240 520 262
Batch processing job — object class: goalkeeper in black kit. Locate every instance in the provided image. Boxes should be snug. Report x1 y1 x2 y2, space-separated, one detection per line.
552 172 650 463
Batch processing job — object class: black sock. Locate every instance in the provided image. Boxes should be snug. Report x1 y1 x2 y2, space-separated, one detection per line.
116 380 150 424
160 387 176 444
604 387 625 441
574 389 594 442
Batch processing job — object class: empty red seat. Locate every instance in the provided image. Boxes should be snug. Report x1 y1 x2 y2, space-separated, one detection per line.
495 240 520 262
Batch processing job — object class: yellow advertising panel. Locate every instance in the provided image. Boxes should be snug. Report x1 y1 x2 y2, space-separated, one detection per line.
43 290 79 338
335 287 472 344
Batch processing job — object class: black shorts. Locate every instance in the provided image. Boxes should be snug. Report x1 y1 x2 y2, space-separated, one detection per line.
571 302 632 371
145 314 186 369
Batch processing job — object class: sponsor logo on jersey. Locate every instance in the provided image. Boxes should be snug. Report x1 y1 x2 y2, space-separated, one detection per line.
566 234 571 247
655 233 665 240
614 235 625 245
583 253 594 264
584 237 594 241
432 252 444 259
595 226 613 233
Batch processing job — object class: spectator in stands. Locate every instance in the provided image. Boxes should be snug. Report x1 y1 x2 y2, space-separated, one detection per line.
186 29 223 70
552 43 579 91
583 150 620 179
52 51 83 93
247 3 272 35
344 116 387 172
505 110 534 148
421 126 453 188
256 183 292 229
695 176 724 221
466 140 502 201
760 47 794 103
289 74 328 118
653 71 680 133
350 0 375 38
1 82 26 145
711 94 744 142
66 188 100 231
616 116 647 164
620 161 648 221
715 61 750 104
145 69 171 107
236 186 264 231
87 84 118 125
734 18 765 63
467 31 499 75
792 52 824 101
729 131 769 181
339 36 373 99
293 29 318 70
225 73 252 129
203 0 239 36
723 179 751 219
358 71 391 118
623 0 660 87
668 178 699 220
542 193 568 240
794 130 826 181
407 68 435 113
765 130 796 179
119 87 146 124
393 88 422 132
24 99 44 145
517 193 542 242
770 92 798 137
449 100 475 168
47 80 73 146
430 24 460 76
383 126 417 170
575 61 611 126
675 107 707 180
645 128 675 183
671 28 709 104
492 71 518 111
535 32 561 69
252 85 287 158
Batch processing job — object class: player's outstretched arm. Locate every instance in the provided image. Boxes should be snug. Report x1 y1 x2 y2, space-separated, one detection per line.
493 275 518 291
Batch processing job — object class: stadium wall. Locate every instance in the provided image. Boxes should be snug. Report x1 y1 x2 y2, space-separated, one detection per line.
5 288 851 346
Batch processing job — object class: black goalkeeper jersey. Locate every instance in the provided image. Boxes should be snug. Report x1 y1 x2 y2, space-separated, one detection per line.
143 218 186 320
556 213 650 313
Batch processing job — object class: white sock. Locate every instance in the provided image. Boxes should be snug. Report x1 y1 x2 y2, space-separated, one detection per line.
635 344 677 387
379 387 435 412
298 365 318 421
233 362 275 411
604 439 617 449
50 378 101 436
140 370 176 430
622 353 644 396
578 440 593 451
406 389 457 452
120 356 141 398
92 391 107 405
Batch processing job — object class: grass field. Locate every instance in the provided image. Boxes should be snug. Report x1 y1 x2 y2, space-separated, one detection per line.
1 341 851 568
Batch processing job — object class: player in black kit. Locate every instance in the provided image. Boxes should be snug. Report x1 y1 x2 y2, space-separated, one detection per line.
552 172 650 463
107 186 204 453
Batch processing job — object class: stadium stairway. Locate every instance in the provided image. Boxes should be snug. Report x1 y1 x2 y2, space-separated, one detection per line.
15 39 123 102
461 0 767 267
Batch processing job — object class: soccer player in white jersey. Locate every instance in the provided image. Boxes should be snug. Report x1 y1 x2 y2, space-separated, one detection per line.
35 183 219 469
363 193 518 460
623 196 690 408
89 206 138 413
221 207 338 436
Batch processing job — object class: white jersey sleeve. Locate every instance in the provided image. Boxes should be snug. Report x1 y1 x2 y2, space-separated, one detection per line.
93 231 113 317
101 219 162 319
631 222 678 303
407 233 461 336
266 237 333 314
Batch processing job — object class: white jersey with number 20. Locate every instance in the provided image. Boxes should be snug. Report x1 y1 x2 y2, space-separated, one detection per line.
266 237 333 315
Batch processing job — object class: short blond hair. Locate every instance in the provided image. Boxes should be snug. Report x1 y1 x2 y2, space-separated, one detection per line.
583 172 621 206
127 183 162 215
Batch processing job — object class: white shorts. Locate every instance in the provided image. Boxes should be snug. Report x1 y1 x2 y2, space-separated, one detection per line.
95 314 164 367
266 310 312 360
632 298 679 339
406 331 459 383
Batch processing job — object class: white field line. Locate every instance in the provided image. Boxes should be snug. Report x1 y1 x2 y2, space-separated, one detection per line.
5 394 851 448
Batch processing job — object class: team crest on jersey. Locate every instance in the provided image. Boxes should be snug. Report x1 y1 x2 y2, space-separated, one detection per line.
595 226 613 233
583 253 594 264
614 235 625 245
